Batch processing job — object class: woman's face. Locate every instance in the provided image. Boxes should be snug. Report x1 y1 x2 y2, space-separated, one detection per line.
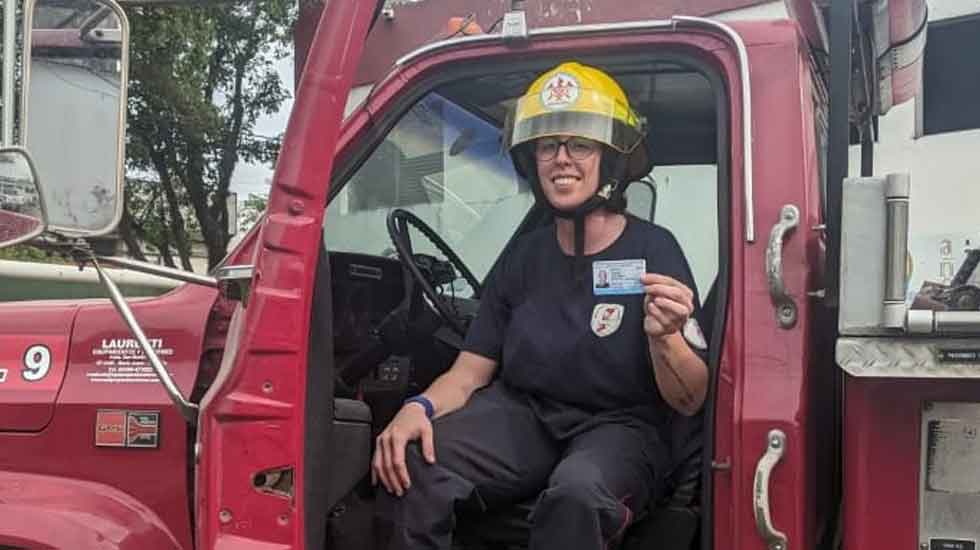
534 135 601 212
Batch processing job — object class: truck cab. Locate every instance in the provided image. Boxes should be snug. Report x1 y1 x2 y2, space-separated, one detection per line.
5 1 972 550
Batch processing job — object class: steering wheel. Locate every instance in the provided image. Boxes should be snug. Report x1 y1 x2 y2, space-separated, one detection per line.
386 208 482 337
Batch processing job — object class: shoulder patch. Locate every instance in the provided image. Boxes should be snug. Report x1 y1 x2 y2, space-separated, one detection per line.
682 318 708 350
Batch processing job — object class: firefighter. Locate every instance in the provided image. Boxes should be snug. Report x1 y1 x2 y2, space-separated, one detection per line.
373 62 709 549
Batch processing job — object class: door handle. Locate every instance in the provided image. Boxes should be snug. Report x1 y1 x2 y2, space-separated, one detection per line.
753 430 788 550
766 205 800 329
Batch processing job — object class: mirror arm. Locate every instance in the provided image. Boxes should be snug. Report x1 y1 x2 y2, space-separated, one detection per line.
84 252 199 425
95 255 218 287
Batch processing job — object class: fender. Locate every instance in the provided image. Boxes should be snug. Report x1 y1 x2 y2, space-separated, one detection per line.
0 301 79 431
0 470 182 549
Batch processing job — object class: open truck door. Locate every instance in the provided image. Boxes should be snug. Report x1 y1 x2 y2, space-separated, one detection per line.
194 1 379 548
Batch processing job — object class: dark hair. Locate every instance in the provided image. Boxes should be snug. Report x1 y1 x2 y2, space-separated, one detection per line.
600 146 629 214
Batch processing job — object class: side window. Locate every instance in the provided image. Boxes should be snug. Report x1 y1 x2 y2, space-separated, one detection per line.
626 165 719 298
325 93 534 281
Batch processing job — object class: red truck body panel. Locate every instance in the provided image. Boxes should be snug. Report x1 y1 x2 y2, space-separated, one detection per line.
0 302 77 431
718 21 833 550
0 470 184 549
843 378 980 549
0 283 216 550
295 0 773 89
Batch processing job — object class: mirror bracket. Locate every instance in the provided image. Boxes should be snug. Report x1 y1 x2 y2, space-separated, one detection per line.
70 246 199 425
215 264 255 306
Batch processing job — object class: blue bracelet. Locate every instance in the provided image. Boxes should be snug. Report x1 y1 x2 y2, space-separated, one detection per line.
405 394 435 419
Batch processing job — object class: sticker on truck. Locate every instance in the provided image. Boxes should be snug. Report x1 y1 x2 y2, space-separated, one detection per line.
22 344 51 382
87 337 175 384
95 409 160 448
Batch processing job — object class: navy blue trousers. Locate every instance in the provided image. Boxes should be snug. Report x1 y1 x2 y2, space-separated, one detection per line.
375 382 668 550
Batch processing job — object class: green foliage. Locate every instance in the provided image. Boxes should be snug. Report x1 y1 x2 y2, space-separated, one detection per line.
0 244 64 263
123 0 294 270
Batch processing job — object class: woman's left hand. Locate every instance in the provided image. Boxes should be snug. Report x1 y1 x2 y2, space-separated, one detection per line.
641 273 694 340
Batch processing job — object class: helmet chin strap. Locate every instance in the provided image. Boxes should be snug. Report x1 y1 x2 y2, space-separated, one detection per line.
551 184 613 284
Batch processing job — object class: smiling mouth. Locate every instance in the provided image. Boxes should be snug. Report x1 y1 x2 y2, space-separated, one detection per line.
551 176 581 188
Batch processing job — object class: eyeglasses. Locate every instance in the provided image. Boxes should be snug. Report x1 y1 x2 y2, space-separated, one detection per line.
534 136 600 162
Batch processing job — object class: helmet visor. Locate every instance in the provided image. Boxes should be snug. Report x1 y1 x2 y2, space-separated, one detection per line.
506 88 646 154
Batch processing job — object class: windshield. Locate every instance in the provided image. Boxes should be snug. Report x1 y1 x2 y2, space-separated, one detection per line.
324 93 534 286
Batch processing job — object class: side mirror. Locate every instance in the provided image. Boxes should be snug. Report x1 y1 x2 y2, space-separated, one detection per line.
0 147 46 247
23 0 129 237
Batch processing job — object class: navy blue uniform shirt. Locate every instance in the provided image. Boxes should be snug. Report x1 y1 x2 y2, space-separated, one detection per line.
464 215 703 426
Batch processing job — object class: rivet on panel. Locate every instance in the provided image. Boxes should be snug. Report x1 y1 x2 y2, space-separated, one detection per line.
289 200 305 215
278 514 290 526
262 381 274 394
219 509 233 524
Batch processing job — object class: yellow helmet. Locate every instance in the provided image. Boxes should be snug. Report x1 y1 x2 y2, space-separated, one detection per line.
506 62 652 182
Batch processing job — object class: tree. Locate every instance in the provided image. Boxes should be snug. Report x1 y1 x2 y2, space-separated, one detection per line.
123 0 293 271
119 176 203 267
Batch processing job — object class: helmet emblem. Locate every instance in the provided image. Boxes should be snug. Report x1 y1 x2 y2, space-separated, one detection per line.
541 72 580 110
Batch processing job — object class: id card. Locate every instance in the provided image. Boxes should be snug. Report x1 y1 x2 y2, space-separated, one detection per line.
593 259 646 295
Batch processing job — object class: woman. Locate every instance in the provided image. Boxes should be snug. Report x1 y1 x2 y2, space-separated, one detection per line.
373 61 708 550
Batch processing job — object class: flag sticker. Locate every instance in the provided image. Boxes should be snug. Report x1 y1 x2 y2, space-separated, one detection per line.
127 412 161 448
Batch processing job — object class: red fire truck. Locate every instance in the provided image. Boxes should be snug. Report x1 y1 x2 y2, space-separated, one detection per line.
4 0 974 549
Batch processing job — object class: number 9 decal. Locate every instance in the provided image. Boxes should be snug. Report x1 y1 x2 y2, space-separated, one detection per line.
22 345 52 382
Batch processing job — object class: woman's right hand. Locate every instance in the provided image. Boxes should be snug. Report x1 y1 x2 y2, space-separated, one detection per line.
371 401 437 496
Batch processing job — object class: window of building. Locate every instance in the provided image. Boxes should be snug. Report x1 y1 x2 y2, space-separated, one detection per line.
920 14 980 136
